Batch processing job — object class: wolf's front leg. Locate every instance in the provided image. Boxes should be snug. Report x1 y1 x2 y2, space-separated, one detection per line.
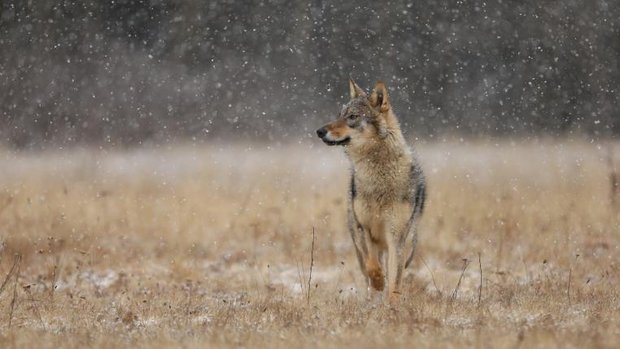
366 246 384 305
365 241 385 292
386 233 404 306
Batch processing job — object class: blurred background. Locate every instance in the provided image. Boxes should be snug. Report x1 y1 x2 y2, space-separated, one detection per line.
1 0 619 148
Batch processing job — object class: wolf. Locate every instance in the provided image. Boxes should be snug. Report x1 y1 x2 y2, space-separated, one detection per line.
316 79 426 305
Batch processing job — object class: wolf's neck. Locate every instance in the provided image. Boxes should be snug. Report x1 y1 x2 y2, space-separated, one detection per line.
346 128 411 168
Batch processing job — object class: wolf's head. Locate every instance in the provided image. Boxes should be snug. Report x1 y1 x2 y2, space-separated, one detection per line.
316 79 393 147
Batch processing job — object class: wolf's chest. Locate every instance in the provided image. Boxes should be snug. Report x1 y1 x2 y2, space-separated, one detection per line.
352 161 409 205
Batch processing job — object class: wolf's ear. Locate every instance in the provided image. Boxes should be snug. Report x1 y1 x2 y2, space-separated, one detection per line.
369 81 390 112
349 79 366 99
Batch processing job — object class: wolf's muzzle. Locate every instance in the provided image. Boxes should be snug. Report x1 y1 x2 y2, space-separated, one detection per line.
316 126 350 146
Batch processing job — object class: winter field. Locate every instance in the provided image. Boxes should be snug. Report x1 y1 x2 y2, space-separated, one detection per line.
0 140 618 348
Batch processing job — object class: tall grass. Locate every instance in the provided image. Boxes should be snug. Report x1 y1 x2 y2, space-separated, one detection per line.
0 140 618 348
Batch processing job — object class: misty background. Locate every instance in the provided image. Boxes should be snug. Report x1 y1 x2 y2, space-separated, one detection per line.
1 0 619 149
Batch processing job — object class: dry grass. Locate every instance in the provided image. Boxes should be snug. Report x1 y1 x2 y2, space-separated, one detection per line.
0 140 619 348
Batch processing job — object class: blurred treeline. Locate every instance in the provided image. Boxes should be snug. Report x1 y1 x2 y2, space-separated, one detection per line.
1 0 619 148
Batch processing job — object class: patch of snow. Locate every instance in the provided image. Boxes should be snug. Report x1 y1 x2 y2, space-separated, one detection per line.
79 269 119 289
267 264 342 294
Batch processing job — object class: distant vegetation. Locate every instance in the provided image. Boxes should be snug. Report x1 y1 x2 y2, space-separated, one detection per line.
1 1 619 148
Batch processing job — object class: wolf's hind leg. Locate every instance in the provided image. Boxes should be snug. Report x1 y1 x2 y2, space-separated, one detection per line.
404 216 419 269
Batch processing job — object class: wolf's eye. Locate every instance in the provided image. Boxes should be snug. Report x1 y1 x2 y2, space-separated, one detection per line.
347 114 359 121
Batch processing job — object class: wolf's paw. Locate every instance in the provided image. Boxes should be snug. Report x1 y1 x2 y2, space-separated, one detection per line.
366 287 383 306
388 291 401 307
367 268 385 291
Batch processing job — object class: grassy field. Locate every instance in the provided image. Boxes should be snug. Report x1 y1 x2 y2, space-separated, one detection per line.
0 140 619 348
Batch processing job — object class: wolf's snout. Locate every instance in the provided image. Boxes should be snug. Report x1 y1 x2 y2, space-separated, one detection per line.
316 127 327 139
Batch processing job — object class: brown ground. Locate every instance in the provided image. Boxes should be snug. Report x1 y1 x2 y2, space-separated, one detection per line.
0 140 619 348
